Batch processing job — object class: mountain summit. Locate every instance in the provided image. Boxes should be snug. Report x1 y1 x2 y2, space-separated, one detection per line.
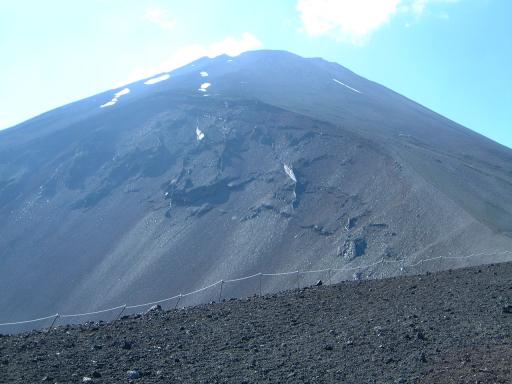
1 50 511 323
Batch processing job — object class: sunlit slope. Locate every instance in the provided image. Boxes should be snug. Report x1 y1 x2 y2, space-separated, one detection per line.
0 50 511 323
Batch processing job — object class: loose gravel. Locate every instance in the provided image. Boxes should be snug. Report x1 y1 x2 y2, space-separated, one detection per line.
2 262 512 383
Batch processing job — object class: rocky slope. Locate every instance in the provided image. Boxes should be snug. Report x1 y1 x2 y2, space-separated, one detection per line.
2 262 512 383
1 50 511 325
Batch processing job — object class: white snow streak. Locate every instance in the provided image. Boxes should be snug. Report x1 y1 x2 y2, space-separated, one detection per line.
284 164 297 183
332 78 361 94
115 88 130 97
200 71 209 77
100 88 130 108
144 74 170 85
100 101 116 108
196 127 205 141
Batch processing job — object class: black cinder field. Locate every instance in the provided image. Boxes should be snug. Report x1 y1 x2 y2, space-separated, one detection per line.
2 262 512 383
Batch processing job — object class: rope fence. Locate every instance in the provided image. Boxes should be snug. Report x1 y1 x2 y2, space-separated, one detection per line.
1 249 511 333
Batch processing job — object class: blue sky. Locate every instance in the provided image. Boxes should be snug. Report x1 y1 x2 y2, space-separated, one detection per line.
1 0 511 148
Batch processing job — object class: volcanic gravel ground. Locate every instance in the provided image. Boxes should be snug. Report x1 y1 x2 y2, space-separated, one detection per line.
2 262 512 383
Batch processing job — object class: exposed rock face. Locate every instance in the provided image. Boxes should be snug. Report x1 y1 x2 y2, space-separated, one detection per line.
340 238 367 259
345 217 357 230
0 50 512 324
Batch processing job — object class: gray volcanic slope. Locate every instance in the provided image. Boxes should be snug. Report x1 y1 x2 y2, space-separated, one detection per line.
0 50 511 322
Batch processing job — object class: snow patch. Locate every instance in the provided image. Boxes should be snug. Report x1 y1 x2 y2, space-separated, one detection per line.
332 78 361 94
144 74 170 85
100 101 116 108
115 88 130 97
196 127 205 141
198 82 211 93
200 71 209 77
284 164 297 183
100 88 130 108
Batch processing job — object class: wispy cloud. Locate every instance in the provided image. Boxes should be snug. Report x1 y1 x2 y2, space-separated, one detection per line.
297 0 458 44
399 0 459 16
143 7 176 30
114 32 263 88
297 0 401 44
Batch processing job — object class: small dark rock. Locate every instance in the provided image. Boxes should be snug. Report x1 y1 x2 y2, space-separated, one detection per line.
324 344 334 351
92 371 102 378
503 305 512 314
122 340 132 350
315 280 323 286
41 376 53 382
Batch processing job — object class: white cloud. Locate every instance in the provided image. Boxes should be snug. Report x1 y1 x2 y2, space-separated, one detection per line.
297 0 401 44
399 0 459 16
114 33 262 88
206 33 263 57
0 119 10 130
411 0 429 15
144 7 176 30
297 0 458 44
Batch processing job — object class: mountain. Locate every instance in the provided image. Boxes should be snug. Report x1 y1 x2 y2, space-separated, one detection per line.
1 50 511 324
